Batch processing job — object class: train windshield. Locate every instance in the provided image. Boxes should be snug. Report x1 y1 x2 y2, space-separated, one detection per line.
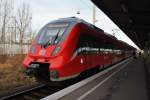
36 23 69 45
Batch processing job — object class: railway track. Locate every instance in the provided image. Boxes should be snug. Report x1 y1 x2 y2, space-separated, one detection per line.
0 58 130 100
0 72 96 100
0 77 92 100
0 74 97 100
0 82 65 100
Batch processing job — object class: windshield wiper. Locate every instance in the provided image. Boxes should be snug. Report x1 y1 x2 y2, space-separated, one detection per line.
52 29 60 44
42 38 51 48
43 29 60 48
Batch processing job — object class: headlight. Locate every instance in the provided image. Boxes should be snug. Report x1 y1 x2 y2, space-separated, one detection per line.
51 46 61 56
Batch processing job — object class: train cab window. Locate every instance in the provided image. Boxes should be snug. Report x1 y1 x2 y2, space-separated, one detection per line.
36 23 69 46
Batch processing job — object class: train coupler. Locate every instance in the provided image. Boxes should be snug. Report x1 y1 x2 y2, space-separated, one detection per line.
25 64 40 76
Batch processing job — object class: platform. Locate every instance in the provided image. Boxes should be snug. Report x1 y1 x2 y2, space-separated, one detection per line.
110 57 148 100
42 57 148 100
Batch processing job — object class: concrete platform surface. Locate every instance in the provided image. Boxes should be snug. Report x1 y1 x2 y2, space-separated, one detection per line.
111 58 148 100
42 57 148 100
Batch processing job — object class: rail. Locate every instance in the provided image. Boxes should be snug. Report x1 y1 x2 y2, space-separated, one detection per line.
0 82 64 100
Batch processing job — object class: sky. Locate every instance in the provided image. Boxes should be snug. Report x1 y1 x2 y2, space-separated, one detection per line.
14 0 139 49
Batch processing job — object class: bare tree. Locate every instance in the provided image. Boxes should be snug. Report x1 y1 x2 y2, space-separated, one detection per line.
0 0 14 43
0 1 32 55
0 0 2 14
0 0 14 56
16 2 32 54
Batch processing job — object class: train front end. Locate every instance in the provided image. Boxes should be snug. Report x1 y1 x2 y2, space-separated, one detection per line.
22 19 76 82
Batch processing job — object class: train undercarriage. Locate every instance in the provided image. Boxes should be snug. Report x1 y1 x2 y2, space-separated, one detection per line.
25 63 50 82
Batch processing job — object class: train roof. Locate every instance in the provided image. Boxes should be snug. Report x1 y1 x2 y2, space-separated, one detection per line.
50 17 81 23
104 32 118 41
47 17 134 50
50 17 103 31
59 17 134 50
115 40 135 50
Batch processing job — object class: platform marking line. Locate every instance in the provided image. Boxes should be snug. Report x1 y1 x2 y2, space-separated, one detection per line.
41 58 132 100
77 60 131 100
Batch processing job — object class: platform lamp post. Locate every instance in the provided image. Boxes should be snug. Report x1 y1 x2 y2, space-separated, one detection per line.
77 9 80 15
92 4 98 25
76 9 81 20
92 4 96 25
112 29 120 38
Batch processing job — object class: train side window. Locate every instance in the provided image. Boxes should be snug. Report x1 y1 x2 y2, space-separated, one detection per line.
76 34 89 55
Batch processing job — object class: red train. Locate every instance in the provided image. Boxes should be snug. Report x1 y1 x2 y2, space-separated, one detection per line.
22 17 135 82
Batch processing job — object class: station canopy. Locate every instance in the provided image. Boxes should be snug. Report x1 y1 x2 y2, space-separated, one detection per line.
92 0 150 49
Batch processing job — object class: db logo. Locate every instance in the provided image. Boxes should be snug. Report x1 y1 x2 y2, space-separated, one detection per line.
39 49 46 56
